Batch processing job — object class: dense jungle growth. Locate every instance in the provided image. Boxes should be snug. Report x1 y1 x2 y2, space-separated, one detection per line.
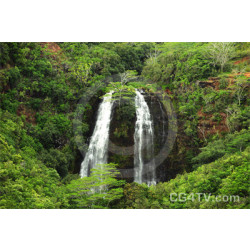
0 42 249 209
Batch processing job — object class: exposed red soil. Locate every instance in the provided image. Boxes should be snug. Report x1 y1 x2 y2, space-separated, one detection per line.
208 77 220 90
40 42 64 62
199 71 249 92
196 66 250 139
17 105 36 125
40 42 61 53
233 56 250 65
165 88 172 95
198 77 220 90
229 72 250 78
197 107 229 139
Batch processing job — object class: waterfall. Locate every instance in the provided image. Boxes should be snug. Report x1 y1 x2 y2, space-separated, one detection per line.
134 90 156 186
80 91 114 177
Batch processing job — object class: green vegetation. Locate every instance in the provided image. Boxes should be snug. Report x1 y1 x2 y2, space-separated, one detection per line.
65 163 125 209
117 147 249 209
0 42 249 208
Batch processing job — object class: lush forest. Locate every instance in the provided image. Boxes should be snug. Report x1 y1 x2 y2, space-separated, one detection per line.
0 42 249 209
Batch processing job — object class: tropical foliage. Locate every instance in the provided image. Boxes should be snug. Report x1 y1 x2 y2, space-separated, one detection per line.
0 42 249 208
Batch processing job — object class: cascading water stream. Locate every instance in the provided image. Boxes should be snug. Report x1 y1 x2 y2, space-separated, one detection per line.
80 91 114 178
134 90 156 186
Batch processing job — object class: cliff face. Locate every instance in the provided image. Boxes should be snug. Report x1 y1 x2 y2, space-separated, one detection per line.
107 91 185 183
108 98 136 182
74 90 190 183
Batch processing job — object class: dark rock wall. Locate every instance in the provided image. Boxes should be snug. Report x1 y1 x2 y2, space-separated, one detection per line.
78 91 186 183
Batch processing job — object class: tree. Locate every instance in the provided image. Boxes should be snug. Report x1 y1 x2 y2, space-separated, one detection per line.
192 139 226 166
232 75 248 106
107 70 137 108
119 70 138 85
206 42 235 72
70 57 93 87
201 88 217 105
225 129 250 153
198 122 207 142
0 146 65 209
225 104 242 132
146 46 160 65
66 163 125 208
39 149 71 178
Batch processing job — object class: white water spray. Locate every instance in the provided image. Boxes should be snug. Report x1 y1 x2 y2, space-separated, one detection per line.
80 91 114 177
134 90 156 186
